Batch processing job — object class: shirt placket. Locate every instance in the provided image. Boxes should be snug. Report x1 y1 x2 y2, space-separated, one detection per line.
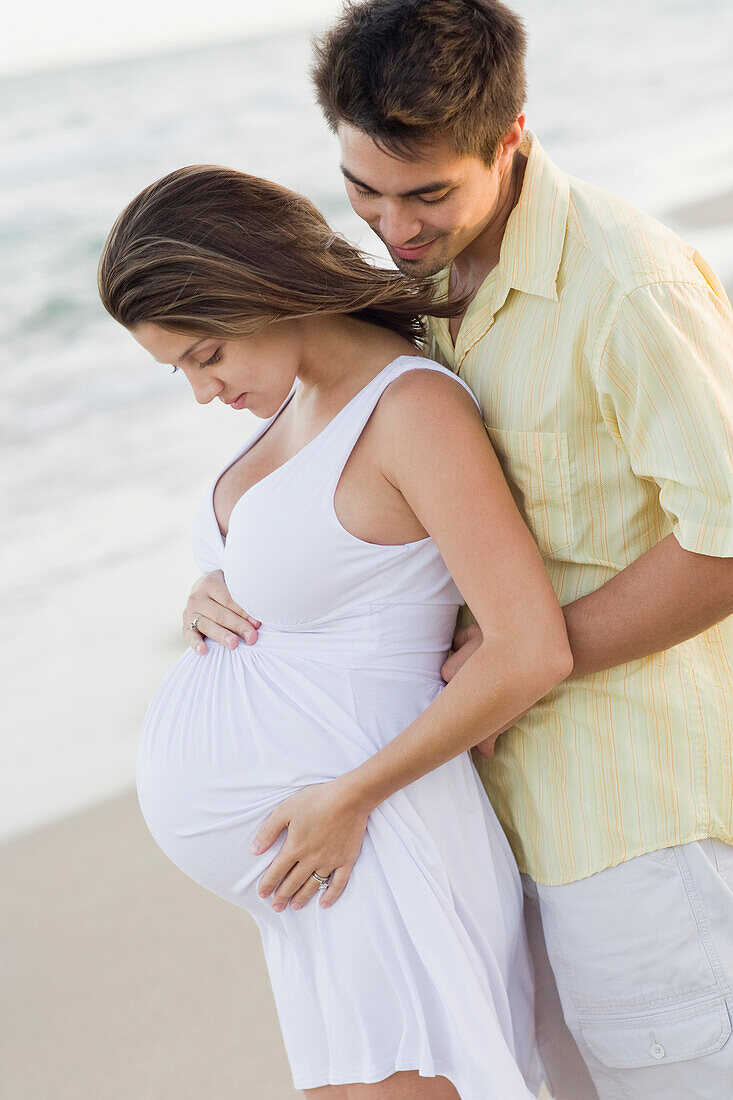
454 276 505 391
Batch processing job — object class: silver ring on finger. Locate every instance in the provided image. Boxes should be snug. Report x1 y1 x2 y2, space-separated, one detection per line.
189 615 202 632
311 871 331 890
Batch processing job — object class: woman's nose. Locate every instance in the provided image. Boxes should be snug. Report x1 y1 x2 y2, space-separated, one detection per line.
191 378 223 405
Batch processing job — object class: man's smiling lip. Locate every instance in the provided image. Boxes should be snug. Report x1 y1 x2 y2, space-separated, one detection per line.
390 239 436 259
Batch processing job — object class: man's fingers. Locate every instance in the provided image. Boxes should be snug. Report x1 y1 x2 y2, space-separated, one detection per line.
440 651 459 683
442 626 483 683
474 738 496 760
451 623 481 650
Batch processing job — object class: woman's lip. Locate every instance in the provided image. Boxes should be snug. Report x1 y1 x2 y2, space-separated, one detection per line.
228 392 247 409
391 240 436 259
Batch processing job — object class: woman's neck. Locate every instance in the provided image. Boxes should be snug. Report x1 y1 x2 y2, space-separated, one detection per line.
295 315 420 397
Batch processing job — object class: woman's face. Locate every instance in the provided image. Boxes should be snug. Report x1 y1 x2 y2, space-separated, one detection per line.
131 319 304 418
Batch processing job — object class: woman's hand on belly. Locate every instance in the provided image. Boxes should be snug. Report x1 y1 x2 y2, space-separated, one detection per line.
183 569 261 653
250 778 371 912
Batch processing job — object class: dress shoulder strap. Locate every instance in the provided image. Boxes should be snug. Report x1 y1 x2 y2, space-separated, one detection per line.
319 354 483 492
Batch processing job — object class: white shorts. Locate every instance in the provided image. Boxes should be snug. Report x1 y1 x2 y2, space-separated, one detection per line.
523 838 733 1100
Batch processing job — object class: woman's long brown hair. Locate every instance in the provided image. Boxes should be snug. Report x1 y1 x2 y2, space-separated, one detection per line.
97 164 464 346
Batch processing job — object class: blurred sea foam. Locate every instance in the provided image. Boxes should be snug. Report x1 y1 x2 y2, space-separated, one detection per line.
2 0 733 838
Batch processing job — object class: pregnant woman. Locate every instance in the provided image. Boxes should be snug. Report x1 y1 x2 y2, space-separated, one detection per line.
98 164 572 1100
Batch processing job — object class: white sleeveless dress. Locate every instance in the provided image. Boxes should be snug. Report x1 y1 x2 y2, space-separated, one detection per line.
136 355 544 1098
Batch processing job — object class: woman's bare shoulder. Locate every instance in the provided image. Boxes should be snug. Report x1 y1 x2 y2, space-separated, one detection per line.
375 358 484 431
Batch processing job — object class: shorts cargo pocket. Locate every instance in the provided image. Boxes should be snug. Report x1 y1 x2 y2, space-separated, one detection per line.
484 426 574 558
580 996 732 1069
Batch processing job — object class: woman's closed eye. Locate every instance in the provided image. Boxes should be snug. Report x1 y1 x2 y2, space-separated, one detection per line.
200 349 222 368
170 349 222 374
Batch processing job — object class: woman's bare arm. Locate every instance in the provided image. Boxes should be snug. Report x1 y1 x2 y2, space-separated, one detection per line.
325 369 573 808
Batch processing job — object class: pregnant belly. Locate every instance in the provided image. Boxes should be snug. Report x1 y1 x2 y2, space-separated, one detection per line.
136 640 443 913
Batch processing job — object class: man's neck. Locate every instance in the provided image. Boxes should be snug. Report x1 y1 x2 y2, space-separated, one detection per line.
450 151 527 301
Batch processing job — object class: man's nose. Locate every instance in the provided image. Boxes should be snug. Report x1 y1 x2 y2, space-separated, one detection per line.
377 202 422 248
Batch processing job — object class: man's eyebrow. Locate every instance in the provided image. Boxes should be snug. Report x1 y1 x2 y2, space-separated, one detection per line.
340 165 452 198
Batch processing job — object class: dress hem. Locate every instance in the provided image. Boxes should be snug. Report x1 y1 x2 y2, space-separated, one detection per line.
291 1054 540 1098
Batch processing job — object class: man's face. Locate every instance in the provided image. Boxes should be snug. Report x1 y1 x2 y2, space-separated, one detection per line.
337 123 508 278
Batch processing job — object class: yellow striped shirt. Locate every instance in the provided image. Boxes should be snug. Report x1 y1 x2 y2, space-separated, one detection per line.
428 130 733 885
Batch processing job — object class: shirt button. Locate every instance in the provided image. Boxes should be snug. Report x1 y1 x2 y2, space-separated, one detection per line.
650 1043 666 1059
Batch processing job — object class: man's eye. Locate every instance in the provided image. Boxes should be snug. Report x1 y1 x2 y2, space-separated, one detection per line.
353 185 375 198
419 194 449 205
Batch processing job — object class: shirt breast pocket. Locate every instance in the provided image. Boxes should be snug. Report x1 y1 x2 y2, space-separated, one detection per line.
484 425 575 559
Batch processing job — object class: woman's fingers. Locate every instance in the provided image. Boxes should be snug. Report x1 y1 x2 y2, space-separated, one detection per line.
271 862 323 911
257 848 297 901
183 614 229 654
317 865 349 909
270 865 346 912
182 600 257 651
267 862 306 911
288 873 323 910
183 570 261 653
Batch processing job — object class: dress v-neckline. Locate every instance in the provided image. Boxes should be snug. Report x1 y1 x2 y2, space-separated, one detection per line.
210 355 410 547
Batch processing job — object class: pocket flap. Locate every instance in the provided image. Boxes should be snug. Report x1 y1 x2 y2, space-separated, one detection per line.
581 996 732 1069
483 426 574 557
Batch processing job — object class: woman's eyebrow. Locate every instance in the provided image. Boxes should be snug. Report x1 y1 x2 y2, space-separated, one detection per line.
173 338 209 365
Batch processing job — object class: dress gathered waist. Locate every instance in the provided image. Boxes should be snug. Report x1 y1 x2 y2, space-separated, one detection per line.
231 619 450 679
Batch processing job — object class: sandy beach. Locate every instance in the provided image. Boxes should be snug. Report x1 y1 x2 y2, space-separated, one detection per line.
2 789 556 1100
1 788 299 1100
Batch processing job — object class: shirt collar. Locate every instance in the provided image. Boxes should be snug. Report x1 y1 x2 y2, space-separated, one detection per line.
492 129 570 308
429 131 570 363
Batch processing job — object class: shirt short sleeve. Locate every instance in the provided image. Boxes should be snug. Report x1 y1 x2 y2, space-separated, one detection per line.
597 277 733 557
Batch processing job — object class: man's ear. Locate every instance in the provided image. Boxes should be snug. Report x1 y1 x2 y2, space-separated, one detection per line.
498 114 526 167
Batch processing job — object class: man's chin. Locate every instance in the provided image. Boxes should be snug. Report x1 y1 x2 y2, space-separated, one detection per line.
390 251 451 279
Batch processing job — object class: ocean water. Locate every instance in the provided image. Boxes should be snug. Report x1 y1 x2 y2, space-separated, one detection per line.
3 1 733 839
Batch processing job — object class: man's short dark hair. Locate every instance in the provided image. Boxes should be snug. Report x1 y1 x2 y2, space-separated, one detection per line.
311 0 527 166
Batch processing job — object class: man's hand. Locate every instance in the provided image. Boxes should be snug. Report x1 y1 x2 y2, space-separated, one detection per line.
441 623 483 683
183 569 261 654
472 707 532 759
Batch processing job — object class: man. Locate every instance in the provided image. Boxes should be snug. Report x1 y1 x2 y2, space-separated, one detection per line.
184 2 733 1096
